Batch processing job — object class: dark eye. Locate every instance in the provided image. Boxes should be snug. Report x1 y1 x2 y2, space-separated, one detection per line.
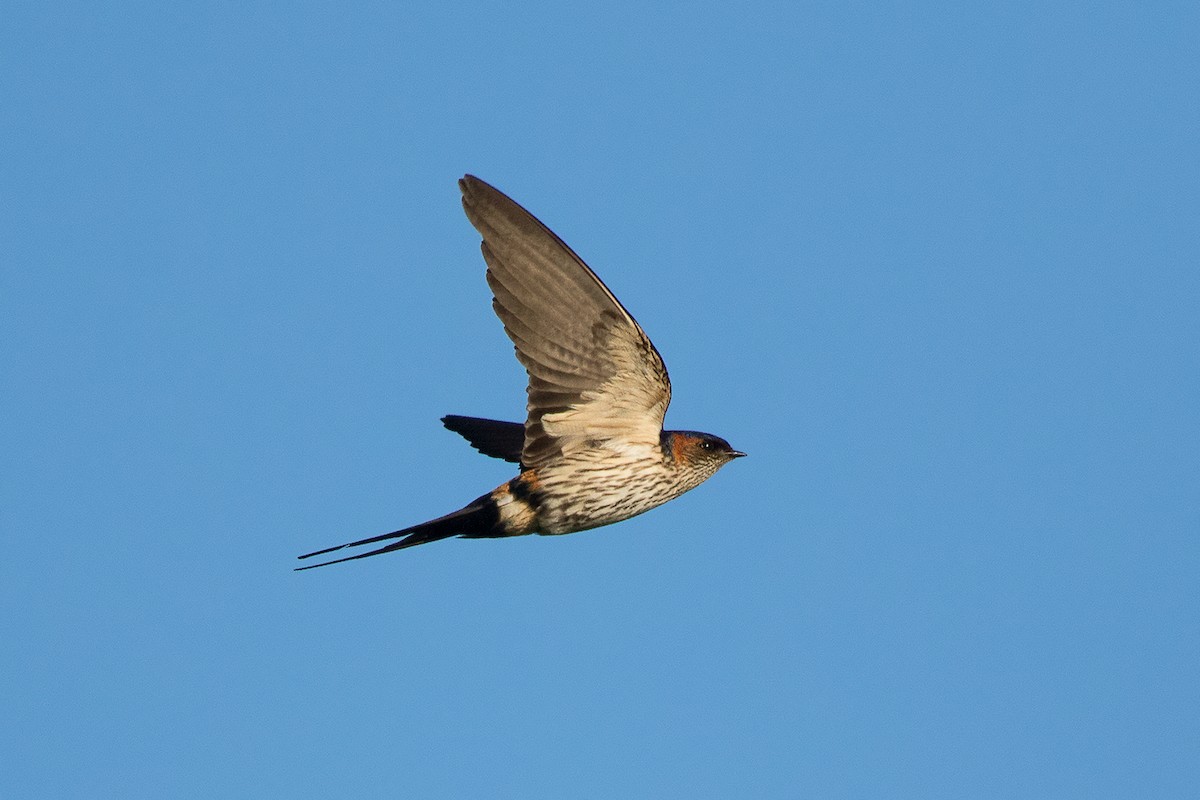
699 440 715 451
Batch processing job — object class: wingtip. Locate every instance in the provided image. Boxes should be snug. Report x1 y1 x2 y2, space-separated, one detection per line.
460 174 486 196
460 175 511 207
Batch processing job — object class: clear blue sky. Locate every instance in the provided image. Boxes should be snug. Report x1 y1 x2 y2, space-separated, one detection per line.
2 3 1197 797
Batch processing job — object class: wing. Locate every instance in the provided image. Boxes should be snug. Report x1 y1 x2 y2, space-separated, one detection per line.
459 175 672 469
441 415 525 464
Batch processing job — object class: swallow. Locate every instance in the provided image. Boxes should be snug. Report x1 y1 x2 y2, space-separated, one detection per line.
296 175 744 570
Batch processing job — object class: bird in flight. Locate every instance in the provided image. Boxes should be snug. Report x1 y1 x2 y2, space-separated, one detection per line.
296 176 744 570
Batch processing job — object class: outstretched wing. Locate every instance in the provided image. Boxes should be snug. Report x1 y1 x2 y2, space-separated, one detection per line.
441 415 525 464
459 176 672 469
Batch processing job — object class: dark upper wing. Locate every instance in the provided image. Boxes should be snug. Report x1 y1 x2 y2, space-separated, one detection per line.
441 415 525 464
458 175 671 469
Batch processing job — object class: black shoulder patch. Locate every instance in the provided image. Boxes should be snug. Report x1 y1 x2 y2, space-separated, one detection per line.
659 430 676 460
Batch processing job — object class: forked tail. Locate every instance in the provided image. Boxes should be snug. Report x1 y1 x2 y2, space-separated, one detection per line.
295 495 501 570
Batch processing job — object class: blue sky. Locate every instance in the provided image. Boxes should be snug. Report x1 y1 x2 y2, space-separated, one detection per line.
2 2 1197 797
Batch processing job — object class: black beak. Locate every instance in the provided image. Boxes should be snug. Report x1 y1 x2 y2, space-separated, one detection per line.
729 450 747 459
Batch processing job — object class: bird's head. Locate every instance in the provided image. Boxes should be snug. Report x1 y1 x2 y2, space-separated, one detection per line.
663 431 746 478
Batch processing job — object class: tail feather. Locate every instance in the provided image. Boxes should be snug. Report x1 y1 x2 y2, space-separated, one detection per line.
295 495 500 571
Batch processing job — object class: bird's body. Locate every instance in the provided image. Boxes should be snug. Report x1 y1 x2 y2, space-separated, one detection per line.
502 431 730 536
297 176 743 570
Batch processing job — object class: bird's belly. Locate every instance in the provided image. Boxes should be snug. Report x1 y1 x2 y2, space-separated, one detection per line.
534 459 682 535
